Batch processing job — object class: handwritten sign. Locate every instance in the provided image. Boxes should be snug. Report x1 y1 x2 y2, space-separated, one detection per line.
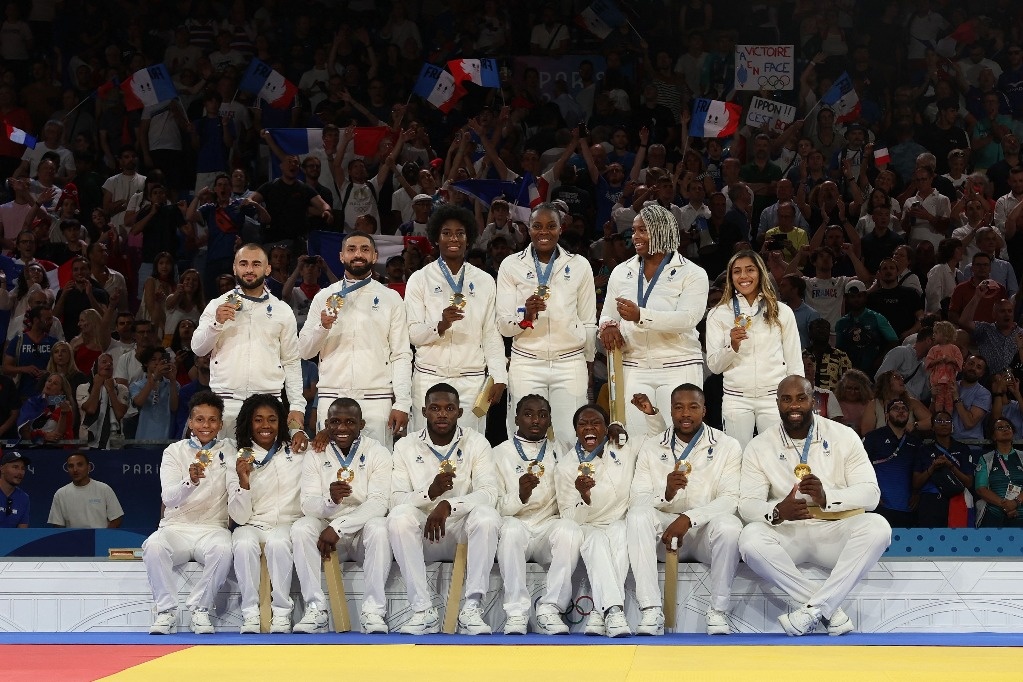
745 96 797 131
734 45 794 91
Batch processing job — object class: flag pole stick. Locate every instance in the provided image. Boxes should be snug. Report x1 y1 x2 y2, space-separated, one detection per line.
62 91 97 120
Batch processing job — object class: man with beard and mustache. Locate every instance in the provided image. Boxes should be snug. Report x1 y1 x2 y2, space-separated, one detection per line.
192 243 307 446
737 375 890 637
388 383 500 635
626 383 743 636
298 231 412 446
862 399 923 527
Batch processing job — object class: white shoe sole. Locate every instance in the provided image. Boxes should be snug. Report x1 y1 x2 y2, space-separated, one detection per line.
635 625 663 636
293 624 328 634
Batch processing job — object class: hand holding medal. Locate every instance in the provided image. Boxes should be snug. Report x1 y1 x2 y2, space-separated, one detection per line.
216 293 242 323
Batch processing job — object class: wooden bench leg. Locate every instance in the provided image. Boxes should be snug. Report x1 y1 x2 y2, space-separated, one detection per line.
663 549 679 633
258 542 272 633
442 543 468 634
323 551 351 633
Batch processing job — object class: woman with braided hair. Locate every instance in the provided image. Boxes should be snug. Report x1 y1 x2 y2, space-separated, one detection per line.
599 203 709 423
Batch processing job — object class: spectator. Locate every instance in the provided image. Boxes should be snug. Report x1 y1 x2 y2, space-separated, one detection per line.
924 321 963 415
777 273 820 349
948 252 1006 326
139 252 176 330
859 204 905 274
861 370 932 435
835 279 898 373
101 147 147 234
131 183 185 301
913 410 974 528
958 298 1020 376
129 346 178 442
833 368 874 436
0 451 30 528
169 319 197 386
46 340 89 399
77 353 127 448
86 240 129 312
398 194 433 237
282 255 337 329
925 237 963 314
802 351 843 423
529 7 570 56
161 269 204 345
863 398 921 528
17 372 75 444
959 226 1018 298
992 371 1023 434
951 353 991 443
3 305 58 399
875 327 933 404
48 451 124 528
901 167 950 250
69 306 116 375
250 150 332 250
866 258 924 340
975 417 1023 528
803 318 851 391
175 353 210 439
0 262 54 328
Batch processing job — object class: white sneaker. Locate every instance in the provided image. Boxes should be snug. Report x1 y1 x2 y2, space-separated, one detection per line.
636 607 664 636
399 607 440 635
361 612 388 634
239 615 261 634
604 607 632 638
191 607 214 634
705 608 731 635
534 603 569 635
293 605 328 634
503 614 528 635
584 610 605 636
457 604 492 635
149 610 176 635
824 607 854 636
778 605 821 636
270 615 292 633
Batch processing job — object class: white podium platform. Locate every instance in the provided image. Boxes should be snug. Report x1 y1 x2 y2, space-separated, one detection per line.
1 558 1022 634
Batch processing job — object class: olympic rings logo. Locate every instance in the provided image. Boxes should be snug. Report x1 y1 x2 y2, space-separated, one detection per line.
562 595 594 624
758 75 791 88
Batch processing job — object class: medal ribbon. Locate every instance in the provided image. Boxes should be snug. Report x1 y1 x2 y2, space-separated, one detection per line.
233 287 269 303
427 431 461 464
338 276 373 299
671 424 704 465
637 254 671 308
575 440 606 463
732 294 764 322
513 436 547 464
188 436 218 450
329 437 361 471
782 421 814 466
532 246 559 288
437 258 465 296
253 441 282 468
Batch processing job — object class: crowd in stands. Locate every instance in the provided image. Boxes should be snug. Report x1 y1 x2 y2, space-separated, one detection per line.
2 0 1023 529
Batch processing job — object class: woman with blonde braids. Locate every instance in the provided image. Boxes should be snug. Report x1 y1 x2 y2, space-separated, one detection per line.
706 249 802 448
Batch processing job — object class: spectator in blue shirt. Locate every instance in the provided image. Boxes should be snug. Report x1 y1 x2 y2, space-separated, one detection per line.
129 347 178 443
863 398 922 527
0 450 30 528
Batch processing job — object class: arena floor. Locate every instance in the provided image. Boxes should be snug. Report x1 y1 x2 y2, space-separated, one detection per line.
3 633 1018 680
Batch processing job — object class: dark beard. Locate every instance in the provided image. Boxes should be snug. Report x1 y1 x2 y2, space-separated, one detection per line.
235 273 266 292
345 261 374 278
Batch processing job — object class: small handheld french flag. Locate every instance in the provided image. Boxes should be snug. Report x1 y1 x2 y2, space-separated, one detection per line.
447 59 500 88
120 65 178 111
241 58 298 110
873 147 891 166
4 123 36 149
413 64 466 113
820 72 861 124
688 98 742 138
576 0 627 40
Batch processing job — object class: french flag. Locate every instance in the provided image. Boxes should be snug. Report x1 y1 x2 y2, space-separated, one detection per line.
353 126 397 156
820 72 861 124
448 172 541 222
4 123 36 149
576 0 627 40
264 128 323 177
510 172 542 223
241 58 298 110
447 58 500 88
688 98 742 138
120 65 178 111
413 64 466 113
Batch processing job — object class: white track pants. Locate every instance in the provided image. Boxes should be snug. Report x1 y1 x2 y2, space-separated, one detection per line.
411 371 488 433
508 354 587 443
579 520 629 613
316 394 393 447
232 524 296 619
722 394 781 450
497 516 583 616
143 525 233 613
623 365 703 427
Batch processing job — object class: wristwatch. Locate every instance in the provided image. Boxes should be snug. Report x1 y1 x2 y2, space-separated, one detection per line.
770 506 781 525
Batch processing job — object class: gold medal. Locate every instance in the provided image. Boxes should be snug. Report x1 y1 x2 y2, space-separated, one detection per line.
794 463 812 479
578 461 595 477
450 292 466 309
733 313 752 330
337 467 355 484
325 293 344 314
527 459 545 478
439 460 456 475
535 285 550 300
195 449 213 470
674 460 692 475
226 293 243 311
237 448 255 465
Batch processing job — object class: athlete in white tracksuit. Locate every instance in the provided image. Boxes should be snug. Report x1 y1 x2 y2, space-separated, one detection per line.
599 204 709 423
738 375 891 636
497 204 596 442
406 205 508 433
706 250 802 450
626 384 742 635
494 394 582 635
191 244 306 443
226 394 304 633
555 401 665 637
388 385 500 635
291 398 393 634
143 392 234 634
298 232 413 446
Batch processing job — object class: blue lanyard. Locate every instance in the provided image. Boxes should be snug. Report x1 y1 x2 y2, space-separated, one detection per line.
253 441 282 468
330 437 361 470
188 436 218 451
427 435 460 464
575 440 606 463
532 246 558 287
732 294 763 320
513 436 547 464
934 442 960 468
637 254 671 308
339 276 373 298
233 287 269 303
671 425 704 465
788 422 813 465
437 259 465 296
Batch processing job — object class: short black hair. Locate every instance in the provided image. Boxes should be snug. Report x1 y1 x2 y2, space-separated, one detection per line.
572 403 609 428
329 397 362 416
235 393 288 448
342 230 378 251
139 346 167 365
188 390 224 417
425 382 460 405
670 383 706 403
427 204 477 245
515 394 551 415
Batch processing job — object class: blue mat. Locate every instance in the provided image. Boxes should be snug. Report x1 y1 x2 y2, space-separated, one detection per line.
0 632 1020 647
